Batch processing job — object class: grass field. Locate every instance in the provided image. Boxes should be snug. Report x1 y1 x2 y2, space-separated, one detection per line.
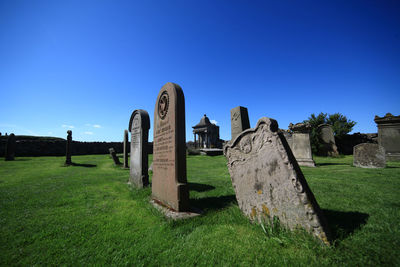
0 154 399 266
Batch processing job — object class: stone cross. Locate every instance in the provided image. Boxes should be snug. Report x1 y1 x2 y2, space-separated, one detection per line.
65 130 72 165
5 133 16 161
128 109 150 188
353 143 386 168
289 122 315 167
374 113 400 161
317 124 339 157
224 117 331 245
152 82 189 211
230 106 250 141
123 129 129 169
109 148 121 165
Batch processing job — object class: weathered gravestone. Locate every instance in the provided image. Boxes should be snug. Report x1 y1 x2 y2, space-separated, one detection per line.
5 133 16 161
109 148 121 165
317 124 339 157
152 82 189 212
123 130 129 169
374 113 400 161
65 130 72 165
353 143 386 168
289 122 315 167
128 109 150 188
230 106 250 141
224 117 331 245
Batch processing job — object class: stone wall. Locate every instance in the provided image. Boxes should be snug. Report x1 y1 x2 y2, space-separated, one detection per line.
335 133 377 155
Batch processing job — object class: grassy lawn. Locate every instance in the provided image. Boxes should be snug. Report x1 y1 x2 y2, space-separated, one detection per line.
0 154 399 266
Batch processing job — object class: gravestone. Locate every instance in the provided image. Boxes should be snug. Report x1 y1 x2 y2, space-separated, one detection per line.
65 130 72 165
109 148 121 165
289 122 315 167
353 143 386 168
317 124 339 157
123 130 129 169
152 82 189 211
224 117 330 245
374 113 400 161
128 109 150 188
230 106 250 141
5 133 16 161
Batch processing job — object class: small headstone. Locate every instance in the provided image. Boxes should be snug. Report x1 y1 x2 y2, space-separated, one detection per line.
230 106 250 141
109 148 121 165
317 124 339 157
152 82 189 212
5 133 16 161
123 129 129 169
65 130 72 165
128 109 150 188
374 113 400 161
289 122 315 167
224 117 330 245
353 143 386 168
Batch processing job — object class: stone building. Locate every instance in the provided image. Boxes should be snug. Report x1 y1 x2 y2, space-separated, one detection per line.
192 114 221 148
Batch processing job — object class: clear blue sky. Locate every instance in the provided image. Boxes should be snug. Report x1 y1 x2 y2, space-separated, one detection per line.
1 0 399 142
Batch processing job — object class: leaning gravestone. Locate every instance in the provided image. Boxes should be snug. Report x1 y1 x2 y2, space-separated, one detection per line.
109 148 121 165
5 133 16 161
224 117 330 245
289 122 315 167
353 143 386 168
128 109 150 188
65 130 72 165
317 124 339 157
374 113 400 161
152 82 189 211
123 130 129 169
230 106 250 141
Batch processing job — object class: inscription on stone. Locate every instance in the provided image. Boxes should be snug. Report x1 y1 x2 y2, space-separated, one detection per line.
224 117 331 245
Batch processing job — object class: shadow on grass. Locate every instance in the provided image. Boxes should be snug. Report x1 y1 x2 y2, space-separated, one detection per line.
316 163 349 166
191 195 237 212
70 162 97 168
323 209 369 243
189 182 215 192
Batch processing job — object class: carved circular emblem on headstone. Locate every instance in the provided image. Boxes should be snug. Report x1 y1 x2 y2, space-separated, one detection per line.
158 91 169 120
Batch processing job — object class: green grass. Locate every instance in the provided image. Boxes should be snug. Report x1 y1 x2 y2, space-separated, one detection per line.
0 154 399 266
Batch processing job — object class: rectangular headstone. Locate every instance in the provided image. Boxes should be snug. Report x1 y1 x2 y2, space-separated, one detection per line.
65 130 72 165
5 133 16 161
289 122 315 167
230 106 250 141
152 82 189 211
353 143 386 168
224 117 331 245
109 147 121 165
129 109 150 188
123 130 129 169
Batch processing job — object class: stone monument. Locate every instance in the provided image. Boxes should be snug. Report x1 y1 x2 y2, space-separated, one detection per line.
230 106 250 141
109 148 121 165
123 130 129 169
224 117 330 245
374 113 400 161
289 122 315 167
353 143 386 168
65 130 72 165
128 109 150 188
5 133 16 161
152 82 189 212
317 124 339 157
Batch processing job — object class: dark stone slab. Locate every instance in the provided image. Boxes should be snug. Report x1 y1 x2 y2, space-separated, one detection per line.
353 143 386 168
128 109 150 188
5 133 16 161
224 117 331 245
109 147 121 165
152 82 189 212
123 130 129 169
230 106 250 141
65 130 72 165
374 113 400 161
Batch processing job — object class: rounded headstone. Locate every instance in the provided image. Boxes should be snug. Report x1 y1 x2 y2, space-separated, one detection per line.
353 143 386 168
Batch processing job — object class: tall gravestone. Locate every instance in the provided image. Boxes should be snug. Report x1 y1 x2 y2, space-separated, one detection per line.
317 124 339 157
109 148 121 165
230 106 250 141
65 130 72 165
129 109 150 188
374 113 400 161
5 133 16 161
224 117 330 245
353 143 386 168
123 130 129 169
152 82 189 211
289 122 315 167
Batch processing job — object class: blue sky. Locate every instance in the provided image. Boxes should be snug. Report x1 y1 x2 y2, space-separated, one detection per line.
1 0 399 142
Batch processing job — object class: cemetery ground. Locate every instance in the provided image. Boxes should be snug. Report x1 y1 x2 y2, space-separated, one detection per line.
0 155 399 266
